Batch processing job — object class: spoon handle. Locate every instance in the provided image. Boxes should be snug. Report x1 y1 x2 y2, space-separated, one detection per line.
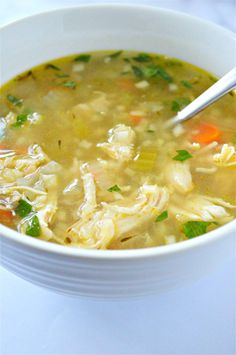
170 67 236 126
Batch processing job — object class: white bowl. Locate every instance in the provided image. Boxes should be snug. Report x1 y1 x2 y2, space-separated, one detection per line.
0 4 236 299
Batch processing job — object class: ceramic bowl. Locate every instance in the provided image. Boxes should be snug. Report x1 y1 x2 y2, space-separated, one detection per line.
0 4 235 299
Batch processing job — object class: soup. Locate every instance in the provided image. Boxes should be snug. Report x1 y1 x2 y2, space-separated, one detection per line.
0 50 236 249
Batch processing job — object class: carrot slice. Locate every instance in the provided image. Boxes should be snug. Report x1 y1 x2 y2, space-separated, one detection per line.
130 115 142 125
192 123 221 144
117 78 135 91
0 210 14 224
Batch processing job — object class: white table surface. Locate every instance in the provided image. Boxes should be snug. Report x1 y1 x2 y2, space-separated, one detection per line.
0 1 236 354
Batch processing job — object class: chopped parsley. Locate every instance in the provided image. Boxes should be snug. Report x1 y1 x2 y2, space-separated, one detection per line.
173 149 192 161
55 73 70 78
181 80 192 89
232 135 236 144
107 185 121 192
62 80 77 89
11 113 28 128
17 71 33 81
7 94 23 107
45 63 60 71
155 210 168 222
171 97 191 112
133 53 152 63
132 65 172 82
15 199 32 218
183 221 212 238
132 66 143 78
26 215 41 237
146 129 155 133
108 50 123 58
74 54 91 62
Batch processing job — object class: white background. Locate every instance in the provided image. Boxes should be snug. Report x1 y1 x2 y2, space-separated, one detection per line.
0 1 236 354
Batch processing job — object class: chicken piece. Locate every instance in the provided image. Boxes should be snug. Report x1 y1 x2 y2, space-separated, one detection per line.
67 184 169 249
0 144 60 240
170 194 236 223
165 161 193 194
79 164 97 218
97 124 135 161
213 144 236 166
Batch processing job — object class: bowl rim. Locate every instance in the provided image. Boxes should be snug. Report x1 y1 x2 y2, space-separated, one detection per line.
0 3 235 260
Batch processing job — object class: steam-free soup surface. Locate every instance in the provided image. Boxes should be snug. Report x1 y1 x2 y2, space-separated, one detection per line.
0 50 236 249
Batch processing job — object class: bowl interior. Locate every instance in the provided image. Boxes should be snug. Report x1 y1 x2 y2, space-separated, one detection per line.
1 4 235 85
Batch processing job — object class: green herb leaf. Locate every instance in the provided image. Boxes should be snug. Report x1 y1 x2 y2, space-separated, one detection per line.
74 54 91 62
173 149 192 161
7 94 23 107
108 50 123 58
183 221 212 238
132 66 144 78
155 210 168 222
62 80 77 89
146 129 155 133
11 113 28 128
133 53 152 63
132 65 172 82
26 215 41 237
45 63 60 71
15 199 32 217
107 185 121 192
171 97 191 112
55 73 70 78
181 80 192 89
155 66 173 82
232 135 236 144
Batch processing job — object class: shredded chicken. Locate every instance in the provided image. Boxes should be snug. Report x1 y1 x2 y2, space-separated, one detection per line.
67 170 169 249
165 161 193 194
170 194 236 223
97 124 135 161
0 144 60 239
213 144 236 166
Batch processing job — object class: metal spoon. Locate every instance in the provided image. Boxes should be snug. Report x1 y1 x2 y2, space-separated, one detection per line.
166 67 236 127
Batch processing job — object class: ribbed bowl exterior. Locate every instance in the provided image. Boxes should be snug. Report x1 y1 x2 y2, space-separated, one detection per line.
1 231 235 299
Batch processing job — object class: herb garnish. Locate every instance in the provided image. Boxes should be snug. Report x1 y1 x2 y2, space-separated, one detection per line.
132 65 172 82
45 63 60 71
182 221 212 238
232 135 236 144
74 54 91 62
133 53 152 63
155 210 168 222
181 80 192 89
107 185 121 192
146 129 155 133
108 50 123 59
26 215 41 237
17 71 34 81
11 113 28 128
171 97 191 112
15 199 32 218
7 94 23 107
62 80 77 89
173 150 192 161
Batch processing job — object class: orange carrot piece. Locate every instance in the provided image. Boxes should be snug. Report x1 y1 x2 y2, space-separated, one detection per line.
192 122 221 144
130 115 143 125
0 210 14 224
117 78 135 91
